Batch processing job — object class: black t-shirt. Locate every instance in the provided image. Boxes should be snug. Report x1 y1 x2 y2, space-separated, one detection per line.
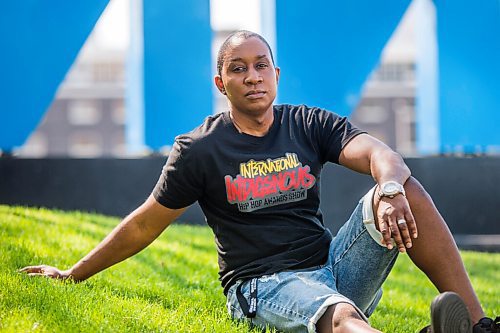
153 104 364 294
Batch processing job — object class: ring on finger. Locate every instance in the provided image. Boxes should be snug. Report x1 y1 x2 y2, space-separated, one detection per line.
397 219 406 225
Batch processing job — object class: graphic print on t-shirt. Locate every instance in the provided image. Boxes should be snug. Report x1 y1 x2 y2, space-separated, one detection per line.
224 153 316 212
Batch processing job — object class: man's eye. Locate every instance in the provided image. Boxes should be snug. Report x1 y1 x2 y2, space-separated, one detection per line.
257 63 269 69
232 66 246 73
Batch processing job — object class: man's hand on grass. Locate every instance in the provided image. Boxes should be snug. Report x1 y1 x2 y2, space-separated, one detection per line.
19 265 72 280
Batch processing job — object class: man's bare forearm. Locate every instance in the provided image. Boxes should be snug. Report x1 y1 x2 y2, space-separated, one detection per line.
68 213 157 281
339 134 410 185
370 148 411 186
67 196 186 281
20 196 186 281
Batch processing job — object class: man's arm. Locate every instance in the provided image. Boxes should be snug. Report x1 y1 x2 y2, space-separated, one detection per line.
339 133 417 252
20 195 186 281
338 133 410 183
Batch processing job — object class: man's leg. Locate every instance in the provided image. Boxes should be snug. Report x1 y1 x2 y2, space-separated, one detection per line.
318 177 485 332
226 267 377 333
376 176 485 322
317 191 400 332
316 303 381 333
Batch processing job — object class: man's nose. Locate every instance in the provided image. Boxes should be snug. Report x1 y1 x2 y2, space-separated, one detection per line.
245 68 263 85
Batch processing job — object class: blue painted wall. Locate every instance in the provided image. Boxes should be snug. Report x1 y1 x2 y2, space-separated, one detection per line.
0 1 109 151
2 1 499 155
143 0 212 149
275 0 410 116
436 0 500 154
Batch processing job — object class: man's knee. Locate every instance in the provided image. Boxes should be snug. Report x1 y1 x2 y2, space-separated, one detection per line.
317 302 365 332
404 176 432 204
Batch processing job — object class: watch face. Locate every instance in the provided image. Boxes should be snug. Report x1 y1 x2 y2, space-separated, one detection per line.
383 182 399 195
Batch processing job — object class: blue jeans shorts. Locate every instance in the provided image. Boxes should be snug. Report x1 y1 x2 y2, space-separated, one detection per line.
225 187 399 332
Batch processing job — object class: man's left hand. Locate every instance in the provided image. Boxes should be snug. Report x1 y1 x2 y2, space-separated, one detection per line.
375 194 418 253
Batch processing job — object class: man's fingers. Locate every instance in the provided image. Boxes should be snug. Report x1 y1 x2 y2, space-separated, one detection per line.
397 217 412 249
19 266 44 273
378 220 393 250
376 197 418 252
20 265 58 277
377 209 393 250
388 216 406 252
405 211 418 239
19 265 70 281
27 273 45 277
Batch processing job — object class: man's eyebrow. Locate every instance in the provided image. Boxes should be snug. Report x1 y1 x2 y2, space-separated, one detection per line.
228 57 244 63
228 55 269 63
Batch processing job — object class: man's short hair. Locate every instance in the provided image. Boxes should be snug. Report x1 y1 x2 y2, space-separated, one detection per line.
216 30 275 76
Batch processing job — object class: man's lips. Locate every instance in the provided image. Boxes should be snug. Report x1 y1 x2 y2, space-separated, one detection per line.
245 90 266 99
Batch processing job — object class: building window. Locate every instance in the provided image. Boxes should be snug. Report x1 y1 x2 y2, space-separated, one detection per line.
67 101 101 125
373 63 415 82
393 99 416 155
112 100 125 125
93 62 124 83
68 132 103 157
356 105 388 124
111 132 127 157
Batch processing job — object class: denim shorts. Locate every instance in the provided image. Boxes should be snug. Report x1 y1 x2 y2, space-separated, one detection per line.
225 187 399 333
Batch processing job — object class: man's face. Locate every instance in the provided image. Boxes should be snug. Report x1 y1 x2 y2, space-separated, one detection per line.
215 37 280 117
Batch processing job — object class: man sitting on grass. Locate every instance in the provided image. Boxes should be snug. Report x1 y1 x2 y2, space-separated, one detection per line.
21 30 498 333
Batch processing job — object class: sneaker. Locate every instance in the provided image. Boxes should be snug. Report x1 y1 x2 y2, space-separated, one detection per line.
473 316 500 333
419 292 472 333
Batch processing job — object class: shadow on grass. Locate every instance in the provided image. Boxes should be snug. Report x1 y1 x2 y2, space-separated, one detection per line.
133 250 217 291
2 206 116 241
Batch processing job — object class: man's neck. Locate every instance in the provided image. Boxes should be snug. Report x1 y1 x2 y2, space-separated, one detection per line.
230 108 274 137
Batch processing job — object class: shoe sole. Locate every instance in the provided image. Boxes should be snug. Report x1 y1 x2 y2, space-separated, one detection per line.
431 292 472 333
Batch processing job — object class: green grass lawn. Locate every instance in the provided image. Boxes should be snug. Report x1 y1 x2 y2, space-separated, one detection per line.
1 205 498 332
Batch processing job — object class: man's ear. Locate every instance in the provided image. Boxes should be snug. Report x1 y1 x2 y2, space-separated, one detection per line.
275 67 281 85
214 75 226 95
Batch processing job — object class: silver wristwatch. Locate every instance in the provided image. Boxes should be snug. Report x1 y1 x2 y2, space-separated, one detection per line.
378 181 405 199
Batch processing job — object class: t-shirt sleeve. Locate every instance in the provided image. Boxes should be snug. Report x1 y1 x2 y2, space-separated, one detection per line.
152 136 204 209
315 108 365 164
